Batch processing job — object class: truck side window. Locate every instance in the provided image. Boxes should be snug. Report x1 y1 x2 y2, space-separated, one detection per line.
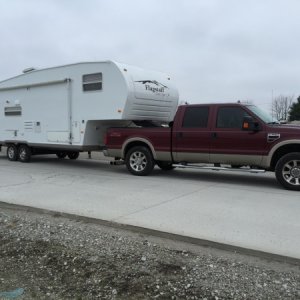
217 107 249 129
182 107 209 128
82 73 102 91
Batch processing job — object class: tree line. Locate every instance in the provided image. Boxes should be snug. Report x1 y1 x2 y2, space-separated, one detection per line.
271 95 300 122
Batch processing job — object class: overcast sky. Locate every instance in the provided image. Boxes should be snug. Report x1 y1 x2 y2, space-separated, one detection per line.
1 0 300 112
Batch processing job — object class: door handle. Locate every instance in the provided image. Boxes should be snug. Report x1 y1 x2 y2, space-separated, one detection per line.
212 132 217 139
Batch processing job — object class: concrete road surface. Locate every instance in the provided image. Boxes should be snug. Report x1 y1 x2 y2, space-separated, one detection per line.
0 149 299 259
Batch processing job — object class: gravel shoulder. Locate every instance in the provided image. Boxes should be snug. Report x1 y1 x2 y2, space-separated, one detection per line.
0 207 299 300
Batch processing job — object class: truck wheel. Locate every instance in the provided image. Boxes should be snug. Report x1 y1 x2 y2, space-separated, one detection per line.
275 153 300 191
125 146 154 176
156 161 175 171
67 152 79 160
18 145 31 163
7 145 18 161
56 152 67 159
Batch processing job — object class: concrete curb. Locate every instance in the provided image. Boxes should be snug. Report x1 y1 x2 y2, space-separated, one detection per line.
0 200 299 266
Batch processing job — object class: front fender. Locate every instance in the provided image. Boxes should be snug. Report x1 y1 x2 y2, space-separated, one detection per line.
263 139 300 167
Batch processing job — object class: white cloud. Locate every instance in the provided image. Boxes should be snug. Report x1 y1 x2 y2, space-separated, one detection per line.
1 0 300 111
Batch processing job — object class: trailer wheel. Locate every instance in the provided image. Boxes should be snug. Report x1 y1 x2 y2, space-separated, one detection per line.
7 145 18 161
156 161 175 171
125 146 154 176
231 165 242 169
67 151 79 160
18 145 31 163
275 152 300 191
56 152 67 159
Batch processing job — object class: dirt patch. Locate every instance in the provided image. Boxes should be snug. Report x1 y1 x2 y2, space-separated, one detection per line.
0 209 299 299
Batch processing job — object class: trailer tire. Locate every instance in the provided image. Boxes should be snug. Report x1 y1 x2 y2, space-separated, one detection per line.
156 161 175 171
231 165 242 169
125 146 154 176
7 145 18 161
275 152 300 191
56 152 67 159
67 152 79 160
18 145 31 163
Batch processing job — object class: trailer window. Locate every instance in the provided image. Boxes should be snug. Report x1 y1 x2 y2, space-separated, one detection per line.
4 106 22 116
82 73 102 91
182 107 209 128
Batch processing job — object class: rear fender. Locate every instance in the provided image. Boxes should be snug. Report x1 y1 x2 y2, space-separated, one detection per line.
122 138 157 160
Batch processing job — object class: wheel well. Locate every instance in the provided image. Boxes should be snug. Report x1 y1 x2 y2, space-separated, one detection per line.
18 143 34 153
270 144 300 170
9 143 36 154
6 142 19 147
124 141 154 158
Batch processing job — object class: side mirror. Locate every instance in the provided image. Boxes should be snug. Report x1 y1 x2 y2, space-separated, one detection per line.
242 116 261 131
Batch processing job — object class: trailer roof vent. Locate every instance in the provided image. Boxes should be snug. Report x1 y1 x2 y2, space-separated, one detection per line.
22 67 36 74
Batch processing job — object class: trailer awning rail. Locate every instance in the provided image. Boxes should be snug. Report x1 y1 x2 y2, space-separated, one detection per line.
0 78 71 91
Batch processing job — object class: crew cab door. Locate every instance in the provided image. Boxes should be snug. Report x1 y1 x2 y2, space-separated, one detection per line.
172 105 211 162
210 105 267 166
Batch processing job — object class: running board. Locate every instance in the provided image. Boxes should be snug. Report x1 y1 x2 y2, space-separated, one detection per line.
172 164 266 174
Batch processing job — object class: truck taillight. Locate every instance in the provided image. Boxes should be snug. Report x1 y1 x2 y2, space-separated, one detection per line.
104 133 108 145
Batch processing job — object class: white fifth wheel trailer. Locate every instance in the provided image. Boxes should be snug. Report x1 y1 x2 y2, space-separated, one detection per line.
0 61 179 162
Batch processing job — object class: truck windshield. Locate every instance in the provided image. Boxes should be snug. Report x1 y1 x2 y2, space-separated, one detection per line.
246 105 279 124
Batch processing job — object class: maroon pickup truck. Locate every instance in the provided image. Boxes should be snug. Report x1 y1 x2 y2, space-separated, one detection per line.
104 103 300 191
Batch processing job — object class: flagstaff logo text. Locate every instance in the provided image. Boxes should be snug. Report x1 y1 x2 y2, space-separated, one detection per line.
135 80 168 93
145 84 165 93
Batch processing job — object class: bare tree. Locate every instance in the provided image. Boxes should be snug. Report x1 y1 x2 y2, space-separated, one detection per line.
271 95 294 121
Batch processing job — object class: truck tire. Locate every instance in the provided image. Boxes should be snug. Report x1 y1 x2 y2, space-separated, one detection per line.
156 161 175 171
18 145 31 163
67 151 79 160
125 146 154 176
7 145 18 161
275 152 300 191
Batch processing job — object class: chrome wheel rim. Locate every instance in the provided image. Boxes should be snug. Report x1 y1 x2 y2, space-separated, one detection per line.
19 148 27 160
129 151 147 172
8 147 15 159
282 160 300 186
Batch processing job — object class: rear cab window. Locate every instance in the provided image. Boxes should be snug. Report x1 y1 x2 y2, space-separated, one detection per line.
182 106 209 128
